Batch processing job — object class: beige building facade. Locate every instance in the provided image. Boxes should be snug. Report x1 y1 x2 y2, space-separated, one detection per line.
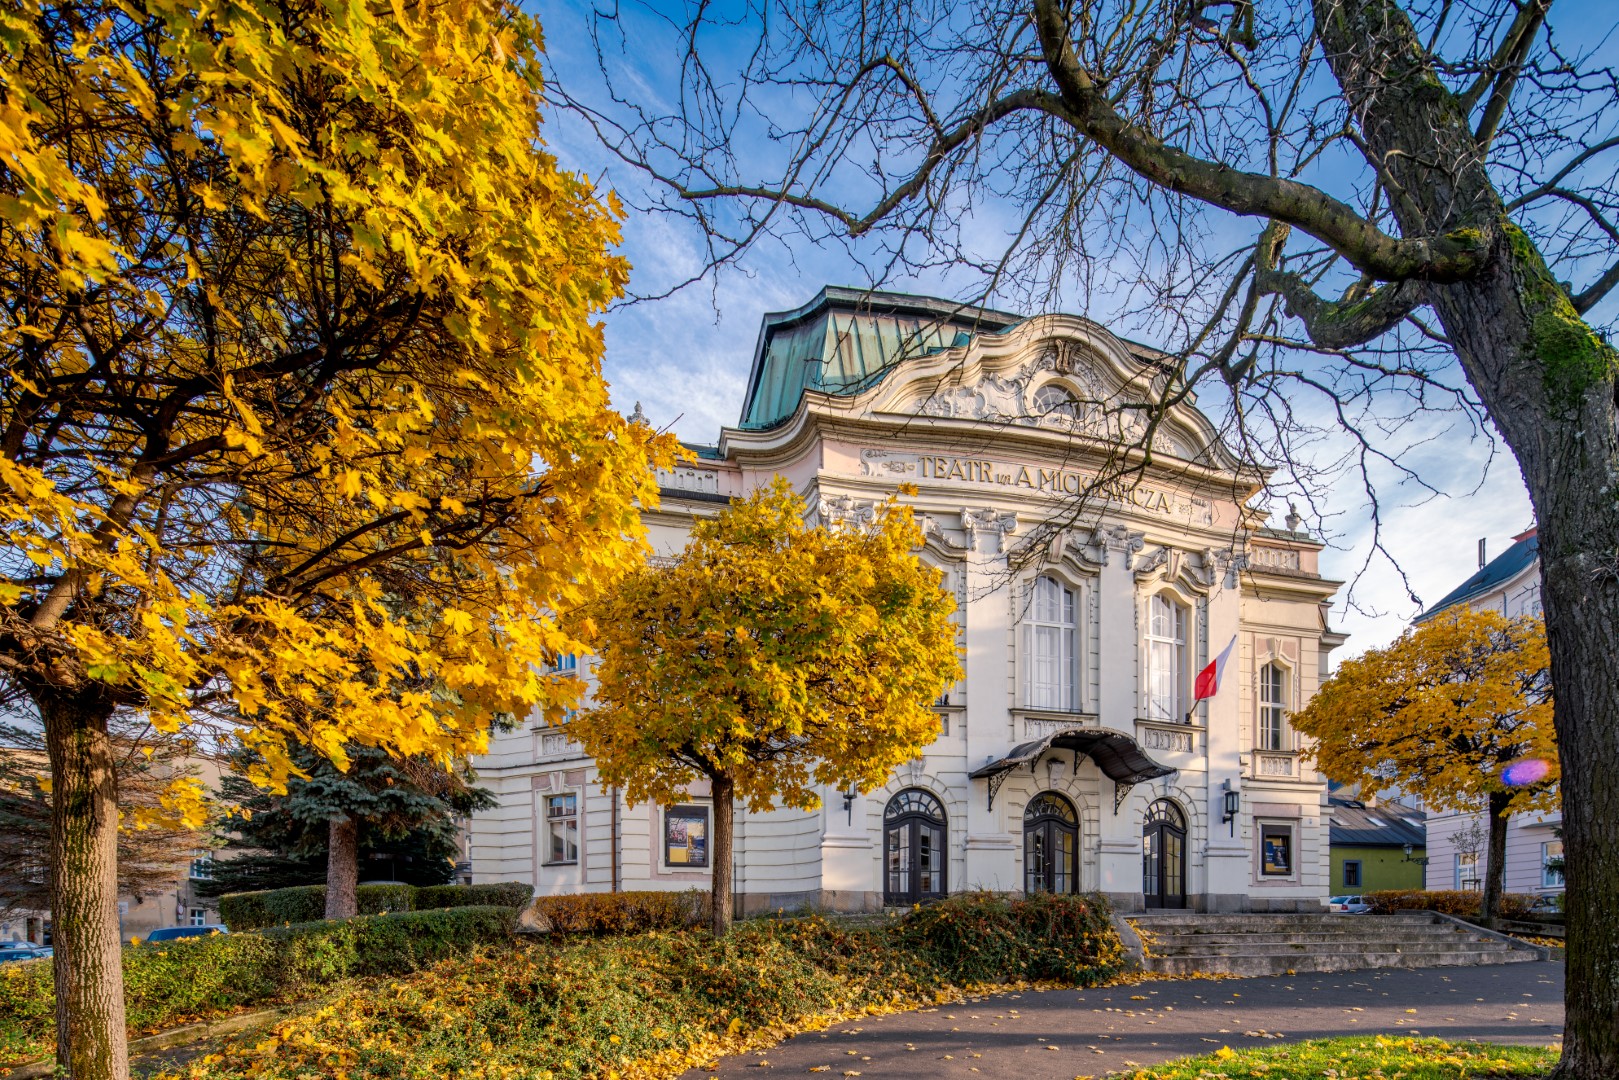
469 288 1347 913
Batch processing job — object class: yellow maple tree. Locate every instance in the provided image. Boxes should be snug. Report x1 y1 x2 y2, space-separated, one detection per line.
0 0 676 1074
565 479 962 934
1291 607 1556 920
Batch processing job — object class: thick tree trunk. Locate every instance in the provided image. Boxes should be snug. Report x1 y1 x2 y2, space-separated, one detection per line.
1482 791 1511 923
43 692 129 1080
1308 4 1619 1075
324 815 359 920
710 774 734 936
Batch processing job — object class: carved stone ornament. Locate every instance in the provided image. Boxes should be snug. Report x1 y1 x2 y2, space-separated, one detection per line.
657 465 721 494
818 493 878 530
1142 728 1195 753
921 514 968 552
859 449 921 479
961 507 1018 552
1100 524 1145 569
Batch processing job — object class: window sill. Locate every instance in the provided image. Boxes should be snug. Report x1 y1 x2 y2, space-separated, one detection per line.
543 861 579 867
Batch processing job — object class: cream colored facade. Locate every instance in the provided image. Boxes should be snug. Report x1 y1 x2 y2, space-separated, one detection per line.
469 289 1346 913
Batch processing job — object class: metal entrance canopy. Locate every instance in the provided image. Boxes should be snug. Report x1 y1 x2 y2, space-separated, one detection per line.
969 726 1177 813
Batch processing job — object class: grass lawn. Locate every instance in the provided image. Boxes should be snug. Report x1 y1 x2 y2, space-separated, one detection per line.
1110 1035 1558 1079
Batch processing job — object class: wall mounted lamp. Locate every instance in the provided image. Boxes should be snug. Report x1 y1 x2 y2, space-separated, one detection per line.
1221 779 1240 837
842 788 858 826
1402 842 1430 866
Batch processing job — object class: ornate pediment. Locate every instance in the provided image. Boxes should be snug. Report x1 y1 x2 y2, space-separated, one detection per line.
902 341 1197 460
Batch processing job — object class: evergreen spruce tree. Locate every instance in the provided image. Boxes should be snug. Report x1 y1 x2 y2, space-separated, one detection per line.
204 746 494 912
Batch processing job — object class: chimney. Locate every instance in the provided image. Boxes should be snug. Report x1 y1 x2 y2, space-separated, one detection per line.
1478 538 1487 570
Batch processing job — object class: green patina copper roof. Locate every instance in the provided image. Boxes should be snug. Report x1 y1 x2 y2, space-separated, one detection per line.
739 287 1022 430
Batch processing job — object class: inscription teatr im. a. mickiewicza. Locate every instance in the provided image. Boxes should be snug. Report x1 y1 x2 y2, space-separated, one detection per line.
857 449 1214 524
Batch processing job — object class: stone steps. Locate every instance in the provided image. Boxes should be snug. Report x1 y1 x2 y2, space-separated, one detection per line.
1126 912 1541 977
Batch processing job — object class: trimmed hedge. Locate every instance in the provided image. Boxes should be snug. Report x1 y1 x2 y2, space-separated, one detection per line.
0 906 518 1065
1364 889 1539 919
528 889 710 933
219 881 531 930
895 890 1125 984
414 881 532 911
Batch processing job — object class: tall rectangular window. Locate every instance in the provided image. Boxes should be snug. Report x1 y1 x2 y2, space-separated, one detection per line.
188 908 207 927
1343 860 1361 888
545 793 579 865
664 805 709 868
1145 594 1186 721
189 852 214 880
1258 663 1286 750
1455 852 1480 890
1026 576 1077 711
1543 840 1565 888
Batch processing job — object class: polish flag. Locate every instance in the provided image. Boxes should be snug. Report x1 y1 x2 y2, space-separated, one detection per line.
1192 636 1237 704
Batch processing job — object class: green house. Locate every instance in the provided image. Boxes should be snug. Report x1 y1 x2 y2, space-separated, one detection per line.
1328 796 1427 893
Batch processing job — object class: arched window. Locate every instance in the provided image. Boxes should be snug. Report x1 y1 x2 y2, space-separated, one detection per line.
1023 792 1079 894
1145 594 1187 721
1026 576 1078 711
1034 383 1081 424
1257 662 1287 750
1142 799 1187 909
884 789 947 904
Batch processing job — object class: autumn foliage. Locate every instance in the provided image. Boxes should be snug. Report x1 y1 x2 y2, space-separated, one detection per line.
566 479 961 933
1292 608 1555 919
0 0 673 1073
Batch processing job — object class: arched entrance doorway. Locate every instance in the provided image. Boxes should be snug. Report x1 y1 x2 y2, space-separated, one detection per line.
1142 799 1187 909
884 788 947 905
1023 792 1079 894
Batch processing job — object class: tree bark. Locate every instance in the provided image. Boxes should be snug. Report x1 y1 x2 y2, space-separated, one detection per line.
43 692 130 1080
710 773 734 936
324 815 359 920
1482 790 1511 923
1305 4 1619 1074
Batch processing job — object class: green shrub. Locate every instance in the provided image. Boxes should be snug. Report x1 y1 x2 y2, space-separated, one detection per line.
261 884 328 926
357 882 416 915
530 889 710 933
217 890 271 932
158 904 1126 1080
264 906 518 980
221 881 528 931
414 882 532 910
895 891 1124 985
0 907 517 1064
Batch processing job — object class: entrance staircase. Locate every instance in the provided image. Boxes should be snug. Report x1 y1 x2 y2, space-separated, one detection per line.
1125 911 1544 977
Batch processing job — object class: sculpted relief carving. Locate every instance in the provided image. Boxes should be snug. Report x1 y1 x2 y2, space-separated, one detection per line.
907 347 1194 459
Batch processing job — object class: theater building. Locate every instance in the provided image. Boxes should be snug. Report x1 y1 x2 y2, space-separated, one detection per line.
468 287 1346 913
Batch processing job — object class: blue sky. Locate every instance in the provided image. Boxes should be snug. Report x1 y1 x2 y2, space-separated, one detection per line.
531 0 1618 657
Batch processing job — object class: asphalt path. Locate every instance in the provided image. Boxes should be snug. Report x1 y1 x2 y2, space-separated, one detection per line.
682 960 1565 1079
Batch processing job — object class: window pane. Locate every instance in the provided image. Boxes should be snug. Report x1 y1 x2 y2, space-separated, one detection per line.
887 827 910 894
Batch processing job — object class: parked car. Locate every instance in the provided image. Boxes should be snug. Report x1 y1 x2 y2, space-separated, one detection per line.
1328 895 1371 914
1529 893 1563 914
0 941 52 962
145 925 228 942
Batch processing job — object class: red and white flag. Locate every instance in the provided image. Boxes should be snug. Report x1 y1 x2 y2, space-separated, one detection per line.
1191 636 1237 707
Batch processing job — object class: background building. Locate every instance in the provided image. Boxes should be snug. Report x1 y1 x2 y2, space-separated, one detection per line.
1327 794 1426 894
469 288 1347 913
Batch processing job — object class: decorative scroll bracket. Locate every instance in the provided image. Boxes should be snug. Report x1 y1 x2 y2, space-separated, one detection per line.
1113 781 1134 815
985 768 1012 811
